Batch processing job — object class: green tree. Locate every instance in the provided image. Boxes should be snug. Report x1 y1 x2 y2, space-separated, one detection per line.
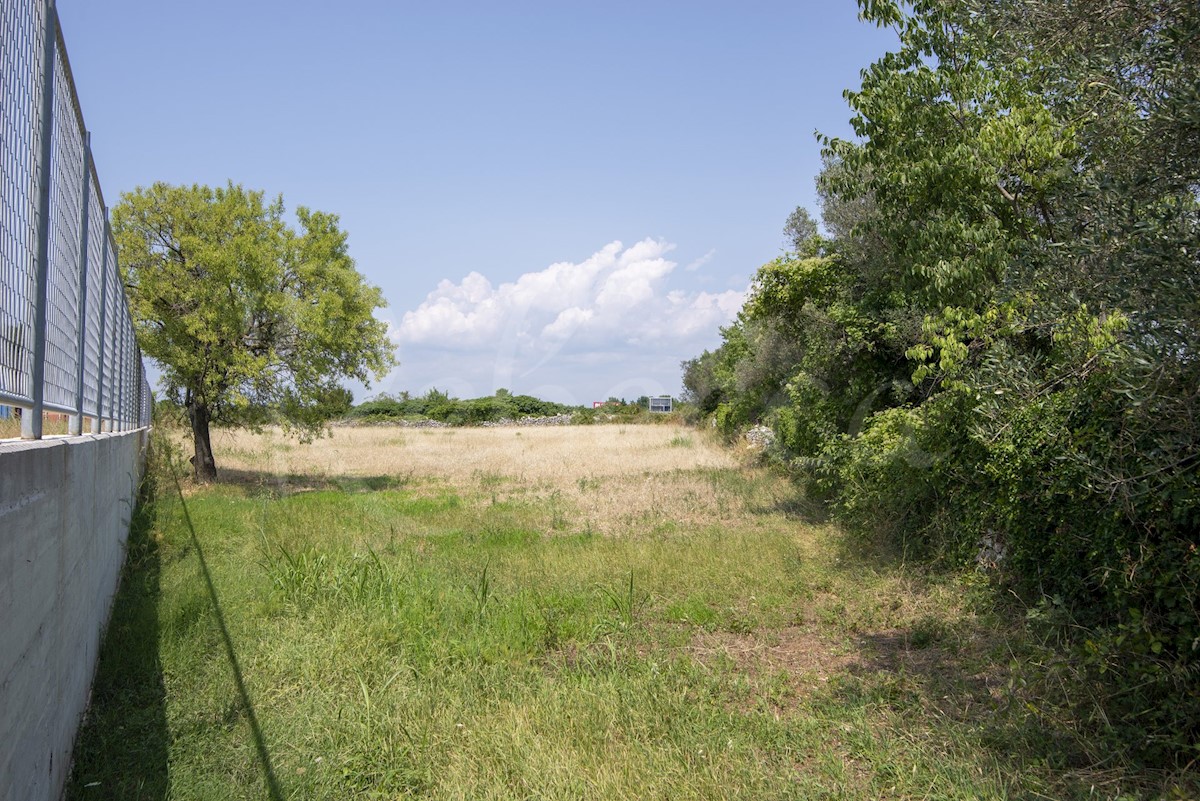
114 182 395 480
782 206 818 252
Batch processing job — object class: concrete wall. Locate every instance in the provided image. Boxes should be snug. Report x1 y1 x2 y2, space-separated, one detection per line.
0 430 148 801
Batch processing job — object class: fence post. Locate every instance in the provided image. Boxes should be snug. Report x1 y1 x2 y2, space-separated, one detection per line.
23 0 58 440
93 214 109 433
71 133 92 436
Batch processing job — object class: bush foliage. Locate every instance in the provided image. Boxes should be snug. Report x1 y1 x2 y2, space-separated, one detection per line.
683 0 1199 765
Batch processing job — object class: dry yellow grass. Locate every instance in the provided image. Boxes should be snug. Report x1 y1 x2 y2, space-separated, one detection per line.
0 414 70 440
195 423 783 535
211 423 734 481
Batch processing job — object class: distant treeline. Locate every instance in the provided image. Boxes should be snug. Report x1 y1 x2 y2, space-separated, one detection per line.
347 389 677 426
348 389 575 424
682 0 1198 766
154 389 683 428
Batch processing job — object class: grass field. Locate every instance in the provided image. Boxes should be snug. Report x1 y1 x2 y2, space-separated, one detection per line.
66 425 1181 800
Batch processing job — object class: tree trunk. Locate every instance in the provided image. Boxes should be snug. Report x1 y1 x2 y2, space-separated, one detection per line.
187 400 218 482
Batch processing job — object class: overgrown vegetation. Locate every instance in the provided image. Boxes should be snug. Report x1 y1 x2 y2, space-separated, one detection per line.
683 0 1199 766
68 429 1196 798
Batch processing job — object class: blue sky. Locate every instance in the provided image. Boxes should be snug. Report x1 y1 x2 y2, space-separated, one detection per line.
58 1 897 405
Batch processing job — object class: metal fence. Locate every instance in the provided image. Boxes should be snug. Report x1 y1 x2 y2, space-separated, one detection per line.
1 0 151 438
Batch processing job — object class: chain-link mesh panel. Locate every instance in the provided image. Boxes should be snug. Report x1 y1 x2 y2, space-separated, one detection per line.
139 372 151 427
0 0 43 405
2 1 151 433
125 319 137 427
117 296 131 427
127 329 139 427
81 169 102 414
131 349 142 427
100 239 118 424
117 320 127 427
113 294 124 427
41 40 84 412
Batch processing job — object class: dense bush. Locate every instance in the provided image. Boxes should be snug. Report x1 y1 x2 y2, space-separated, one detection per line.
683 0 1200 765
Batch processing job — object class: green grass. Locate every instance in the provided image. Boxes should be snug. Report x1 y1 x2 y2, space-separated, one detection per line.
67 440 1195 800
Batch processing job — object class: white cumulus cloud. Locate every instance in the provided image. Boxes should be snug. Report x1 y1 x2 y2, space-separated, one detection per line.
384 239 746 402
396 239 743 352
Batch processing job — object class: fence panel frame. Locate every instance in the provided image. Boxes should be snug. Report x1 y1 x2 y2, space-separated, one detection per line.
0 0 45 410
2 0 151 439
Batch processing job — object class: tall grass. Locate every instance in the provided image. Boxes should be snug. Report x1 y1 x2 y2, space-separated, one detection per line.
66 428 1195 800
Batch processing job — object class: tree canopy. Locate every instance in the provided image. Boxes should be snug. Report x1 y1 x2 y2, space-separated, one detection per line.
115 182 396 480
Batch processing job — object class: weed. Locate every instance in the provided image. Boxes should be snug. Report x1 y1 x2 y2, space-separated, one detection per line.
576 476 601 493
260 539 328 607
601 571 645 631
547 490 568 531
469 561 493 620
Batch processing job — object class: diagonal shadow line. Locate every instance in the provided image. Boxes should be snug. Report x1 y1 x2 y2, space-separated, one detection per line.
167 455 285 801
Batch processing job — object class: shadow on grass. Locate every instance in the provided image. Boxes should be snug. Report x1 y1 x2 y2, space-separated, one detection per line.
67 456 169 799
213 467 413 497
67 450 288 800
822 597 1199 797
748 491 830 524
168 459 286 801
829 623 1131 793
738 468 831 525
812 521 1099 783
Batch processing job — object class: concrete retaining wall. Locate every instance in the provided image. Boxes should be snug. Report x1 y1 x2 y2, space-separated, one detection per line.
0 430 148 801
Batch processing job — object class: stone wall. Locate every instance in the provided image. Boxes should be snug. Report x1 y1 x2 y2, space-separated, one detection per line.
0 430 148 801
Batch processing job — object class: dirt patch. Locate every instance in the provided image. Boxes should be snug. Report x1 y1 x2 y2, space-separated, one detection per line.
851 629 948 675
691 626 855 692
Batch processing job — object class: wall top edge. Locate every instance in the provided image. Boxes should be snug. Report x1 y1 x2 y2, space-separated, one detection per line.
0 428 149 454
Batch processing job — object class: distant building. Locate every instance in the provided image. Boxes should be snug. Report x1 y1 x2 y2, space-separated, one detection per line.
649 396 672 413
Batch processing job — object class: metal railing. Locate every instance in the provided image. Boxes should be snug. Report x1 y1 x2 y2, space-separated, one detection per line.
1 0 151 438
